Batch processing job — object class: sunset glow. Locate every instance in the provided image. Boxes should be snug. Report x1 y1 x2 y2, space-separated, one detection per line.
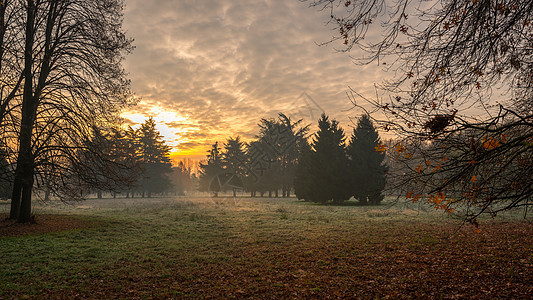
121 0 386 160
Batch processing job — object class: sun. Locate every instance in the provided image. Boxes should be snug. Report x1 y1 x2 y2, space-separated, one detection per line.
121 106 210 161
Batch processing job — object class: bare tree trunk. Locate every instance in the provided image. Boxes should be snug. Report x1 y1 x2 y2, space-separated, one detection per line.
9 178 21 219
44 185 50 201
12 0 37 223
18 173 33 223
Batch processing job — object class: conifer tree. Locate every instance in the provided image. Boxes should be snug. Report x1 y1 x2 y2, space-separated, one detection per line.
305 114 350 204
137 118 172 197
198 142 224 197
347 115 388 205
293 141 313 201
249 113 309 198
222 136 247 197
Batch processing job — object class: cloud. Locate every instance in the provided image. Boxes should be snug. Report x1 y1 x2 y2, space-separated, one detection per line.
122 0 387 157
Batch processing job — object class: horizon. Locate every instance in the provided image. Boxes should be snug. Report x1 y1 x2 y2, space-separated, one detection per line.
121 0 388 159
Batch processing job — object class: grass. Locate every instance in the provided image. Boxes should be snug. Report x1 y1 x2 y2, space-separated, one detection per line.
0 196 531 298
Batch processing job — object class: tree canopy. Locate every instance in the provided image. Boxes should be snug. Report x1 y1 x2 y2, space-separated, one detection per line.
347 115 388 205
1 0 133 221
307 0 533 220
136 118 173 197
295 114 350 204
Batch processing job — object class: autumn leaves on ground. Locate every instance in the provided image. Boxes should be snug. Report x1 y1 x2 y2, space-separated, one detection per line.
1 197 531 299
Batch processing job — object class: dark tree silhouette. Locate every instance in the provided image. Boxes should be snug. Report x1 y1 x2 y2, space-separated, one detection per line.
298 114 350 204
307 0 533 220
2 0 133 222
222 136 247 197
293 141 313 201
137 118 172 198
347 115 388 205
198 142 224 197
76 126 141 199
0 1 24 138
247 113 309 198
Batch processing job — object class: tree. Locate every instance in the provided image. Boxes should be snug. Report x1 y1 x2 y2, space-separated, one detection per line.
248 113 309 198
297 114 350 204
347 115 388 205
4 0 133 222
77 126 141 199
222 136 247 197
0 1 24 142
137 118 172 198
308 0 533 220
198 142 224 197
276 114 310 197
293 140 313 201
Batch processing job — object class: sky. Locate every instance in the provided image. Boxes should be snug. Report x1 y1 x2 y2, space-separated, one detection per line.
121 0 386 161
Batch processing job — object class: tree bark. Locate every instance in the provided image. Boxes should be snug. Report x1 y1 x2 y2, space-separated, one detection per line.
9 177 21 219
11 0 37 223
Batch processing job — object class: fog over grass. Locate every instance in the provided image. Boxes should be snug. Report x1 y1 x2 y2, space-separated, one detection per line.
1 196 531 298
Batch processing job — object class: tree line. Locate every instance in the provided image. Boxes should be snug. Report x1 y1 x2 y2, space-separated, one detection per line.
198 113 388 205
76 117 196 199
306 0 533 221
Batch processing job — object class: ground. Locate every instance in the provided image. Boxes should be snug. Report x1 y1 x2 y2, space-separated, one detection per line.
0 197 532 299
0 214 95 238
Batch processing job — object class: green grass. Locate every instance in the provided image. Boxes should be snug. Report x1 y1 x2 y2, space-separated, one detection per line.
0 196 531 298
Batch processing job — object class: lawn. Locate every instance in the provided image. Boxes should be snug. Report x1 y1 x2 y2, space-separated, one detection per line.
0 196 532 299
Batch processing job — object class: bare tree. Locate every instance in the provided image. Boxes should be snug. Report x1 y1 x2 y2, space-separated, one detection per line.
4 0 134 222
306 0 532 221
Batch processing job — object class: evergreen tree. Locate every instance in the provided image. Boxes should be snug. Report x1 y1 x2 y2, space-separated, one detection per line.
248 113 309 198
198 142 224 197
293 141 313 201
255 118 283 196
347 115 388 205
302 114 350 204
137 118 173 197
277 114 309 198
222 136 247 197
77 126 141 199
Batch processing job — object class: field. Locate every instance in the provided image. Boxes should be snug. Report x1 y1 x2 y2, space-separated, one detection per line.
1 196 532 299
